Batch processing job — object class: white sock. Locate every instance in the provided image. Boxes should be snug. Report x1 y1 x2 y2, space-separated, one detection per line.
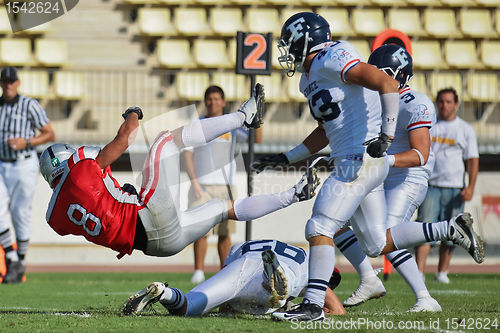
334 229 376 280
160 287 186 310
233 188 297 221
304 245 335 307
390 221 449 249
386 249 429 299
181 113 244 147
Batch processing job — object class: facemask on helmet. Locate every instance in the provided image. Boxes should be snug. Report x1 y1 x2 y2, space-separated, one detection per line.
278 12 331 76
368 44 414 90
40 143 76 188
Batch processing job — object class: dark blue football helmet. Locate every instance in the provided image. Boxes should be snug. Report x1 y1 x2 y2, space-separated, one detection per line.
368 44 414 90
278 12 331 76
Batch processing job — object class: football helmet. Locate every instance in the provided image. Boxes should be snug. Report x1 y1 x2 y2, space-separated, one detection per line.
278 12 331 76
40 143 75 188
368 44 414 90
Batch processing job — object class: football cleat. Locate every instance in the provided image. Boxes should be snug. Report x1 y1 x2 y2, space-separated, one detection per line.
262 249 289 307
448 213 485 264
294 167 320 202
343 276 386 307
272 299 325 322
122 282 166 316
238 83 265 128
434 272 450 284
190 270 205 284
2 260 24 284
407 296 442 312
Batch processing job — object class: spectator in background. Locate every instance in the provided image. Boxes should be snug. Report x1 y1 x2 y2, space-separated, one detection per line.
415 87 479 284
0 66 55 284
184 86 262 284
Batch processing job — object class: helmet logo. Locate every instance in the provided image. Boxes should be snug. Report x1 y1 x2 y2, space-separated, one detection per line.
392 49 409 68
51 157 60 167
287 17 306 42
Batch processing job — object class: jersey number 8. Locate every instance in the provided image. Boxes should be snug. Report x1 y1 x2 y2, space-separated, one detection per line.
67 203 102 237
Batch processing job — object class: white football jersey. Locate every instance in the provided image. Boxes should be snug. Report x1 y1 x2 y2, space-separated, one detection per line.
386 87 436 186
299 40 382 157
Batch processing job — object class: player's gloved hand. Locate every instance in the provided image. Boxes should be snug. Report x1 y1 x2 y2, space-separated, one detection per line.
251 153 289 174
122 106 143 120
121 183 138 196
364 133 393 158
293 167 320 202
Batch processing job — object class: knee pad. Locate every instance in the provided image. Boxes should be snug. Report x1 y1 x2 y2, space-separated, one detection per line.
305 215 343 240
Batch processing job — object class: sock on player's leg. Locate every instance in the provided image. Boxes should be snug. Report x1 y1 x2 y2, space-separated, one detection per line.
304 244 336 307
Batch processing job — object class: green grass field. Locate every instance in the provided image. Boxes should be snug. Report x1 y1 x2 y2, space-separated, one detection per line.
0 272 498 332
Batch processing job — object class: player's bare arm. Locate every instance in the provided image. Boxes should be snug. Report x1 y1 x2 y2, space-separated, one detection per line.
461 157 479 201
184 150 204 200
96 110 140 170
344 62 399 96
392 127 431 168
8 123 55 151
303 123 329 155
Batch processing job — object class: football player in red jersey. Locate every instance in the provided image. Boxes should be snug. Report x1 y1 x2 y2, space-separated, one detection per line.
39 85 320 259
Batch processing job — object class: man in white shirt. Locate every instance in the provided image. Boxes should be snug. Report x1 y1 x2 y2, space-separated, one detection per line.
415 87 479 284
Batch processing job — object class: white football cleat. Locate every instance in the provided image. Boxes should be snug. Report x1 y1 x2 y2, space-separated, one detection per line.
448 213 485 264
407 296 442 312
238 83 265 128
190 270 205 284
434 272 450 284
122 282 166 316
343 277 386 307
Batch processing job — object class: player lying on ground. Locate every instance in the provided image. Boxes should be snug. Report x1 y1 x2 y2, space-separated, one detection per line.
122 239 346 317
39 84 320 259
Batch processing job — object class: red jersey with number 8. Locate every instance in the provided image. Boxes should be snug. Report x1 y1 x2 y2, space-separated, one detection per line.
46 146 140 256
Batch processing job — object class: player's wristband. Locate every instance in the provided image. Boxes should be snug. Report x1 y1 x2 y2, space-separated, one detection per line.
122 106 143 120
411 148 425 166
380 93 399 138
285 143 311 164
387 154 396 167
26 138 31 150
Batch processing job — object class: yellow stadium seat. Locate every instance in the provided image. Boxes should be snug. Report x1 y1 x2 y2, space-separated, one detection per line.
496 9 500 35
475 0 500 6
210 8 244 37
176 72 210 101
268 0 302 5
157 39 195 69
123 0 158 4
246 8 281 36
229 0 260 5
301 0 337 4
424 9 462 38
337 0 371 5
228 38 236 67
194 0 220 4
440 0 476 5
158 0 193 4
193 39 231 69
467 73 499 102
210 72 248 102
35 39 69 67
371 0 407 6
347 40 371 62
352 9 385 37
459 9 497 38
406 0 442 5
481 41 500 69
444 41 482 69
54 72 85 100
412 40 447 70
138 8 174 36
409 73 428 96
287 74 306 102
256 73 286 103
388 9 427 37
18 70 50 99
174 7 211 36
317 8 355 38
0 38 33 66
0 7 12 34
272 39 281 70
430 72 463 102
281 8 313 27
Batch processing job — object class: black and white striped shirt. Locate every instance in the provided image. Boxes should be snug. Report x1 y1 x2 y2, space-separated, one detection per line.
0 94 49 160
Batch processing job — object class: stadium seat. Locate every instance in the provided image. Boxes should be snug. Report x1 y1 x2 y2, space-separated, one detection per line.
256 73 286 103
246 8 281 36
352 9 385 37
406 0 442 5
496 9 500 35
35 39 69 67
193 39 231 69
412 40 447 70
317 8 355 38
229 0 260 5
444 41 482 69
440 0 476 6
210 72 248 101
268 0 302 5
18 70 50 99
481 41 500 69
347 40 371 62
281 8 313 26
467 73 499 102
409 73 428 96
138 8 174 36
459 9 497 38
272 39 281 70
157 39 195 69
475 0 500 6
210 8 244 37
0 38 33 66
287 74 306 102
301 0 336 4
54 72 86 100
371 0 407 6
337 0 371 5
176 72 210 101
0 7 12 34
174 7 211 36
424 9 462 38
194 0 220 4
388 9 427 37
158 0 194 4
430 72 463 102
123 0 158 4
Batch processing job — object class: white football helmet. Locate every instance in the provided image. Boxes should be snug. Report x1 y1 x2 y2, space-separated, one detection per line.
40 143 76 188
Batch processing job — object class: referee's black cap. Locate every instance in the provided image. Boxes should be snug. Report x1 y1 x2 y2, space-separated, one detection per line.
0 66 18 83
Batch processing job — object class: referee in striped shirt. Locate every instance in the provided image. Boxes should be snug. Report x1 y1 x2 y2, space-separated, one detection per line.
0 66 55 284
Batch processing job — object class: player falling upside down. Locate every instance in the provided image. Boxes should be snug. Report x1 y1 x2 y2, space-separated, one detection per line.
252 12 485 321
39 84 320 259
122 239 346 317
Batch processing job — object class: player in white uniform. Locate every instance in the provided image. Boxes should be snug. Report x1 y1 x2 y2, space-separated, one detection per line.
333 45 442 312
122 240 346 317
253 13 484 321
